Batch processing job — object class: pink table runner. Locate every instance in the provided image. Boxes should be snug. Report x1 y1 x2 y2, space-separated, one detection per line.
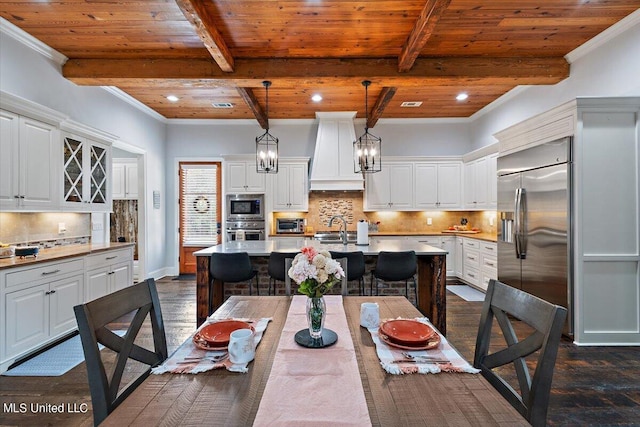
253 295 372 426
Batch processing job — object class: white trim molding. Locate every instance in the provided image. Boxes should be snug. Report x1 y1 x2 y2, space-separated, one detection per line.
0 17 67 65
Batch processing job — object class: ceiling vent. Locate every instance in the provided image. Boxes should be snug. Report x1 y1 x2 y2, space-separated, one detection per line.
212 102 234 108
400 101 423 107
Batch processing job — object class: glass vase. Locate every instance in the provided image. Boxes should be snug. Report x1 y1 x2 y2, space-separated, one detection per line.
306 296 326 339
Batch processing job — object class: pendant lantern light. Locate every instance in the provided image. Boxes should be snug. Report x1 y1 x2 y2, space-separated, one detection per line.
256 80 278 174
353 80 382 174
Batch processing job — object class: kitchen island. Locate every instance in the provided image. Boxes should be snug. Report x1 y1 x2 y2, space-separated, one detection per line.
193 239 449 333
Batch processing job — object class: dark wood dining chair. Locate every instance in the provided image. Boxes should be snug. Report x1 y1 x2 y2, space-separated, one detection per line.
371 250 417 301
73 278 168 426
473 279 567 427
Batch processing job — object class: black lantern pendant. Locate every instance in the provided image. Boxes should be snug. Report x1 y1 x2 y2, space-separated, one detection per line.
256 81 278 174
354 80 382 174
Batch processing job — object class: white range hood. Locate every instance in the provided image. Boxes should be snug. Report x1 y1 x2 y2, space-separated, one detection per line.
309 112 364 191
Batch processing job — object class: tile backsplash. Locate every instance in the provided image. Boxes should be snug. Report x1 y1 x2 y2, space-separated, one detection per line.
273 191 497 237
0 212 91 246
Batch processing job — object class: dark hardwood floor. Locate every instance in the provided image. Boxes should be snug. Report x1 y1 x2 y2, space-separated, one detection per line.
1 278 638 426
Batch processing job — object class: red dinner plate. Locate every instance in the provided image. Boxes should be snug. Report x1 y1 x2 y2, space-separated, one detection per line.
379 332 441 351
192 336 228 351
379 319 436 346
198 320 253 346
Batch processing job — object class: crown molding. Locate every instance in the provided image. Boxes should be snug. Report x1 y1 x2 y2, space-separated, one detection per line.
566 8 640 64
0 90 68 125
59 118 119 143
100 87 168 123
0 17 67 65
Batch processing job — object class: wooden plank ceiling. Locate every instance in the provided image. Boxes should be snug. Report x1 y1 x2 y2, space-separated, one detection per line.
1 1 638 127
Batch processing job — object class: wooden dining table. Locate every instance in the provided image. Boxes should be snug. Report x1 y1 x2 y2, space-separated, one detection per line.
102 296 528 426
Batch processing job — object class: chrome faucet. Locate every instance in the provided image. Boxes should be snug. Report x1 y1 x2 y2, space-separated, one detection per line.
328 215 348 244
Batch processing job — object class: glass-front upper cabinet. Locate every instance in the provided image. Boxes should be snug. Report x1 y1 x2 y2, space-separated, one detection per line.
62 133 111 212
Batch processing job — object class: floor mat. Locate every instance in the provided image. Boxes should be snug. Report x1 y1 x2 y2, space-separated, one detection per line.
447 285 486 302
2 331 124 377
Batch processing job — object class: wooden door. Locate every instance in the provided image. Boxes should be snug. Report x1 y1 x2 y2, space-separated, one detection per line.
179 162 222 275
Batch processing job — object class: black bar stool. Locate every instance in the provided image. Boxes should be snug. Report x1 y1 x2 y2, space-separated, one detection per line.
329 251 366 295
267 252 298 295
210 253 258 307
371 251 417 303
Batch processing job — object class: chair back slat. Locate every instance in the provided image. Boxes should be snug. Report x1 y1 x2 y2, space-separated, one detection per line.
474 279 567 427
74 278 167 426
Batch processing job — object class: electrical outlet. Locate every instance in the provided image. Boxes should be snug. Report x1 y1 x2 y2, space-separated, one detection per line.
92 222 103 231
58 222 66 234
489 216 495 226
427 217 433 225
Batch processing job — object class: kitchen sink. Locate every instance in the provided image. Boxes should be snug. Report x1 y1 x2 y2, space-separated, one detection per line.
313 231 357 244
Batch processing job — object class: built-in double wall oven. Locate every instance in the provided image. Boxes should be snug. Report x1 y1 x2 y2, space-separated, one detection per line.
226 194 265 241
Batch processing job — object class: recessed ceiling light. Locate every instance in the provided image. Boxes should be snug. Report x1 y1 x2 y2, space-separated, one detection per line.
400 101 422 107
212 102 234 108
166 95 179 102
311 94 323 102
456 93 468 101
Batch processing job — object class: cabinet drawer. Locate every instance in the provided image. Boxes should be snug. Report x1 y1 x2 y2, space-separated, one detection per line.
464 267 480 286
85 247 133 269
482 255 497 270
464 249 480 269
6 258 84 289
464 239 480 250
481 242 497 254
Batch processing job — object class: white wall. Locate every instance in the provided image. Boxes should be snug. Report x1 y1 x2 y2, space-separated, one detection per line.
469 12 640 150
0 29 168 279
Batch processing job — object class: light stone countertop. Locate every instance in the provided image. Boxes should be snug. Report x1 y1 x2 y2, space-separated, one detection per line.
193 238 448 257
0 242 135 270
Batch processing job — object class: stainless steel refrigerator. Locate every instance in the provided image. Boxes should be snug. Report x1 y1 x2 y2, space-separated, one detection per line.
497 137 572 335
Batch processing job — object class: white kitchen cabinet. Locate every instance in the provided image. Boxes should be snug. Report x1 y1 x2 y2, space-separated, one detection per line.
2 258 83 365
464 157 488 209
364 163 413 210
85 246 134 302
414 162 462 209
225 160 266 193
479 241 497 291
410 236 456 277
271 161 308 211
0 110 59 211
61 132 112 212
112 159 138 200
487 153 498 209
455 237 464 278
461 238 481 287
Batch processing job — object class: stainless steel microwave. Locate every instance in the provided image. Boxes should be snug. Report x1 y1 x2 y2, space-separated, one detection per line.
276 218 305 234
226 194 264 220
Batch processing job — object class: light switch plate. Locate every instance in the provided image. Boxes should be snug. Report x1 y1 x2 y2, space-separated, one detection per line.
427 217 433 225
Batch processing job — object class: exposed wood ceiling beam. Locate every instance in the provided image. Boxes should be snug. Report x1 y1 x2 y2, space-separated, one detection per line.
236 87 268 129
398 0 452 72
175 0 235 72
367 87 397 128
64 57 569 87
